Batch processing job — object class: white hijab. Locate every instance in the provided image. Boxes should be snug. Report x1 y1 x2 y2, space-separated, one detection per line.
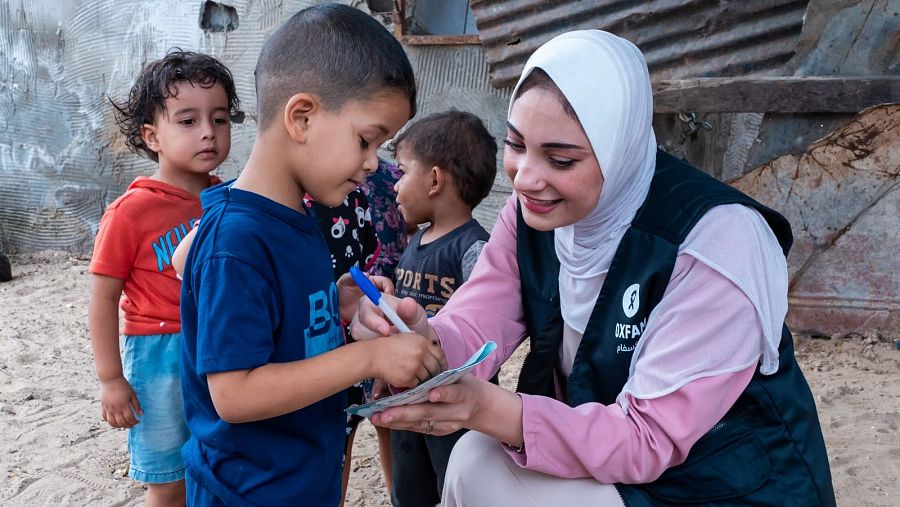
508 31 786 396
510 30 657 334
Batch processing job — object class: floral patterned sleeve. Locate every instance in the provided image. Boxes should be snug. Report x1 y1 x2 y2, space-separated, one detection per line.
305 188 378 280
361 158 408 280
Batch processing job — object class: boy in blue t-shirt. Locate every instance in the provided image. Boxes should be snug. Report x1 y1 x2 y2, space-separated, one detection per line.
179 5 446 506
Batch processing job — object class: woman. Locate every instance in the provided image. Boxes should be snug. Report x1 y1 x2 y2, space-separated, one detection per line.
353 30 835 506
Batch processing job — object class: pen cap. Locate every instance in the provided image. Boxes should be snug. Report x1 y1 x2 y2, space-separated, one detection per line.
350 266 381 304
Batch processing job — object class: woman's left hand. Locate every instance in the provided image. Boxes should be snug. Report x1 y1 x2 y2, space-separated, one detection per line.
371 374 485 436
337 272 394 324
370 375 524 446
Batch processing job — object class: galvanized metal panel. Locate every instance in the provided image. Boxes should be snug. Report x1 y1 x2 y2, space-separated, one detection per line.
731 104 900 339
0 0 346 253
470 0 810 88
402 44 512 231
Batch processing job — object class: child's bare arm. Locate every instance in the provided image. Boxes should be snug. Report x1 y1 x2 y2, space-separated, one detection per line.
88 274 142 428
172 227 197 277
207 334 447 423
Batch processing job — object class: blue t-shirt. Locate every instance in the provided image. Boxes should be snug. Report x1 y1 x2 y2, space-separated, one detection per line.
180 182 346 507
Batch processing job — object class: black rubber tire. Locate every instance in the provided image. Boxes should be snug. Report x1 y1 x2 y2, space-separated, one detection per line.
0 252 11 282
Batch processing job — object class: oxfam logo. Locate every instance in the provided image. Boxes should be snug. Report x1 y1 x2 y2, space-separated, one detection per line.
622 284 640 318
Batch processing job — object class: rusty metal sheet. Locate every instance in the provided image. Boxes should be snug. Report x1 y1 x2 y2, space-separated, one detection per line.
786 0 900 77
655 0 898 185
470 0 810 89
730 104 900 339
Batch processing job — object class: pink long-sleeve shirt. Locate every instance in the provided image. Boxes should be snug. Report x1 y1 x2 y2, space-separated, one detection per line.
430 196 770 484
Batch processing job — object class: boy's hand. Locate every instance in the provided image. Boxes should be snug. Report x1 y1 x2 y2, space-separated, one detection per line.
369 333 447 388
371 378 391 400
337 272 394 323
100 377 142 429
351 294 429 340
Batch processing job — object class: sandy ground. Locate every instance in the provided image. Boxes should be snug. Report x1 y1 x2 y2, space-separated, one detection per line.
1 251 897 506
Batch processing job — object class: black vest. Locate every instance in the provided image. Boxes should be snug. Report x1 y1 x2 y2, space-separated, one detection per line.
516 151 835 505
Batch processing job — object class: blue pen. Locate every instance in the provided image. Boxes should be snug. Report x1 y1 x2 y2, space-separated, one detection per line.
349 266 412 333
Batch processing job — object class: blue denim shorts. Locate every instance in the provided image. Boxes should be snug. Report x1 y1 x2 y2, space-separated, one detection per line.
123 332 189 484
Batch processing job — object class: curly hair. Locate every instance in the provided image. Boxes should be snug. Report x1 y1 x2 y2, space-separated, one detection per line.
110 48 241 162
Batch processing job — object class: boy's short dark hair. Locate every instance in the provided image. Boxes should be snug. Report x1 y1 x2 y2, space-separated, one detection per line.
394 110 497 209
254 3 417 129
110 49 240 162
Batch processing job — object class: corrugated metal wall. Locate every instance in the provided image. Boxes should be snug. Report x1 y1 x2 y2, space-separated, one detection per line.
470 0 810 88
654 0 899 182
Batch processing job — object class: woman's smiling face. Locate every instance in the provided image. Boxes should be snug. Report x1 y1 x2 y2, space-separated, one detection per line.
503 86 604 232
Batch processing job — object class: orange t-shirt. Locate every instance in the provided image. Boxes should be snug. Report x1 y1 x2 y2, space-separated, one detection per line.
90 176 220 335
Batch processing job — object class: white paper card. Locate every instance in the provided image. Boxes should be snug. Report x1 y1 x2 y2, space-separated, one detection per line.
345 341 497 418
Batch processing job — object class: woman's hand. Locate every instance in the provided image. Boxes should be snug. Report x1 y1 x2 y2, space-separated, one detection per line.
337 272 394 324
350 293 430 340
370 375 524 446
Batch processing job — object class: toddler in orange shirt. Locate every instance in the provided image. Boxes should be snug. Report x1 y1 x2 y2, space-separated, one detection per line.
88 49 239 506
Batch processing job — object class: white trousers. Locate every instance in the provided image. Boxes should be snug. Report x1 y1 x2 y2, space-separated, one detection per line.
442 431 627 507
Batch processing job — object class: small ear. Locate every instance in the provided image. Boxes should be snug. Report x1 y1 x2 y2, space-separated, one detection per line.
428 166 443 197
283 93 318 143
140 124 160 154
